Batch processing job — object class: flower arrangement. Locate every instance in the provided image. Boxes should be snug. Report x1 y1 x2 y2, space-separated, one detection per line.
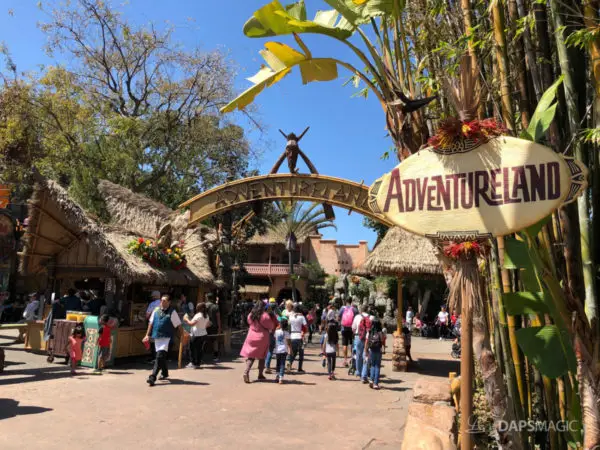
127 237 187 270
428 118 506 151
443 240 488 261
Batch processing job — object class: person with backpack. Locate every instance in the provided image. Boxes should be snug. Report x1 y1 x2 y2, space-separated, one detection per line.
338 298 356 367
367 319 386 390
351 304 372 383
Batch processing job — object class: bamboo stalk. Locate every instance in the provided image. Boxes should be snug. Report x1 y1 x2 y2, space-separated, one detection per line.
491 0 515 131
549 0 598 327
497 237 527 408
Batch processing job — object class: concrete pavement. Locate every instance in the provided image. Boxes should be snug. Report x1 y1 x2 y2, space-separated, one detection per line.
0 330 457 449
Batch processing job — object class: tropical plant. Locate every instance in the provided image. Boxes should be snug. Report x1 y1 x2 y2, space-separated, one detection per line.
0 0 252 214
221 0 436 161
271 201 336 302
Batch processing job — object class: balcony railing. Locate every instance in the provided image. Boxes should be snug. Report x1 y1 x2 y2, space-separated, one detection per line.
244 263 306 276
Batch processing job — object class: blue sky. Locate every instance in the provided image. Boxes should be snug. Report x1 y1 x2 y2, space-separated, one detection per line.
0 0 397 248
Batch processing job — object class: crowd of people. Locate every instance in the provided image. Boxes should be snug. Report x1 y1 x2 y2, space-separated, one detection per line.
238 297 392 390
405 305 461 341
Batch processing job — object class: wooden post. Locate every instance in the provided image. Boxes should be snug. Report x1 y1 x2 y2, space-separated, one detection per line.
178 327 184 369
460 291 474 450
397 274 403 332
392 273 407 372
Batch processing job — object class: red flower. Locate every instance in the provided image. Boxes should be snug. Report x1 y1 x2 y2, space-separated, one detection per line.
138 237 144 244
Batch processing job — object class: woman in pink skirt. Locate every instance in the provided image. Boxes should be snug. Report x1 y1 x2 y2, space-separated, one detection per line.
241 301 276 383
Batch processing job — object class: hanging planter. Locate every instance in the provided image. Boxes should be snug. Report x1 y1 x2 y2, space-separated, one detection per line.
127 237 187 270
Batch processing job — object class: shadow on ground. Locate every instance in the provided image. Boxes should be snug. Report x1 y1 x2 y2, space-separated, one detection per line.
0 398 53 420
413 358 459 377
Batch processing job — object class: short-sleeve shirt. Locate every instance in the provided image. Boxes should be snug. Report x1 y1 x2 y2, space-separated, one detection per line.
206 302 219 329
289 313 307 340
190 313 210 337
274 329 290 354
438 311 449 324
325 333 339 354
149 308 182 351
98 324 112 348
146 299 161 317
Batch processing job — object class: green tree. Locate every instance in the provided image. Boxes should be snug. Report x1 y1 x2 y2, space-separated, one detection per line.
1 0 252 213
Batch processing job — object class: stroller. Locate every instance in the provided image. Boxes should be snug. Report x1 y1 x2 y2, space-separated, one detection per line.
451 322 461 359
348 347 357 375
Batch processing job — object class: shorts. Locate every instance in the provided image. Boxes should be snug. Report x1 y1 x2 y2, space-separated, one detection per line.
342 327 354 346
99 346 110 360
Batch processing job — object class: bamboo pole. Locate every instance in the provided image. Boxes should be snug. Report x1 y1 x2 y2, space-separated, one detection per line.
497 237 527 408
491 0 515 131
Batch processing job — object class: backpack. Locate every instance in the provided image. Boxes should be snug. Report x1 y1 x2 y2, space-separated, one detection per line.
358 315 372 341
341 306 355 327
368 331 383 351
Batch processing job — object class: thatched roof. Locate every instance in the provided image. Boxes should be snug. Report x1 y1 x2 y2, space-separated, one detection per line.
98 180 173 238
21 176 214 286
247 224 312 246
360 227 443 276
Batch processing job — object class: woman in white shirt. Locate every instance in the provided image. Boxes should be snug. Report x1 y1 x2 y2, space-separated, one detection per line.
184 303 211 368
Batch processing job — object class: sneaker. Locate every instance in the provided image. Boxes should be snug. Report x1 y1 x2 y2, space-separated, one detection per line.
71 370 77 376
362 378 369 384
328 374 333 380
159 375 169 380
369 381 374 389
257 374 267 381
297 369 305 374
185 363 195 369
373 384 381 390
243 374 250 384
278 379 284 385
265 368 272 374
213 357 221 363
275 376 280 383
146 377 155 387
439 337 443 341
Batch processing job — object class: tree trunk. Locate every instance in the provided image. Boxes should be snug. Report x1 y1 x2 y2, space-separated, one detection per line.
288 250 297 303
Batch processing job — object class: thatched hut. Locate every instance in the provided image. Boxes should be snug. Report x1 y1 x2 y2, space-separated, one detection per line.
20 176 216 357
360 226 444 371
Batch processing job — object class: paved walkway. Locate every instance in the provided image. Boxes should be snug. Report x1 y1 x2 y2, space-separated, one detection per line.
0 330 457 449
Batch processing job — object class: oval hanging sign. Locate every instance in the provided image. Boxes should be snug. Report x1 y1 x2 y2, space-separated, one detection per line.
369 136 587 239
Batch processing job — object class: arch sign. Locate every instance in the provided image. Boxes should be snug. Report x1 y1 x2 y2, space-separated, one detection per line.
369 136 588 239
181 173 394 227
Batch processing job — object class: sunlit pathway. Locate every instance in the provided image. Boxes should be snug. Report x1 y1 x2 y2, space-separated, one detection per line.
0 331 456 449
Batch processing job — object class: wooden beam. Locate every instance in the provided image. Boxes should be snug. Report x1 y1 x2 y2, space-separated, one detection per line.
25 231 69 249
28 203 78 240
17 251 53 258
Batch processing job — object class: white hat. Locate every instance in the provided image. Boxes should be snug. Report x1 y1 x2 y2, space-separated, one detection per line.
151 290 161 298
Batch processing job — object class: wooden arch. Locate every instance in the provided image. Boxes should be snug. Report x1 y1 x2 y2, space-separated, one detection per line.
180 173 393 227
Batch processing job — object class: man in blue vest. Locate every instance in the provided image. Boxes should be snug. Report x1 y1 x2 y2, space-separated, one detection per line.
143 295 181 386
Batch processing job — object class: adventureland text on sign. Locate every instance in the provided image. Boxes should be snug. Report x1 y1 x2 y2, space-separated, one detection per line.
369 136 587 239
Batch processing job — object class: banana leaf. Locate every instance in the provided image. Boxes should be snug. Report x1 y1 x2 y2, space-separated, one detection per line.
243 0 354 39
515 325 576 378
503 291 550 315
323 0 396 25
221 40 338 113
521 76 563 142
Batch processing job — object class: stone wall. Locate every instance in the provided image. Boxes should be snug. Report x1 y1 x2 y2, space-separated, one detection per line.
401 378 457 450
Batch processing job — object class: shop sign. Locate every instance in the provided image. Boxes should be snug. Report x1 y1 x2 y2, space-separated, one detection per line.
368 136 588 238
